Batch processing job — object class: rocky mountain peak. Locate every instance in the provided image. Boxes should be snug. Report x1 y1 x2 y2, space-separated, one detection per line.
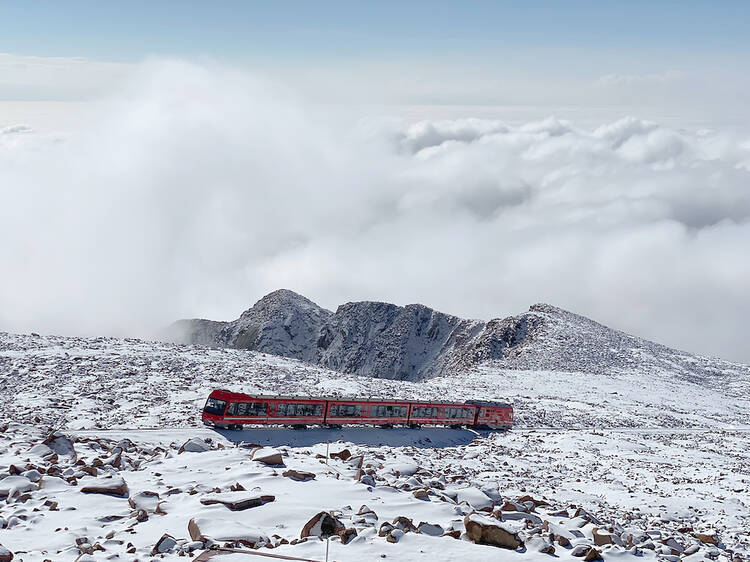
170 290 747 383
242 289 330 318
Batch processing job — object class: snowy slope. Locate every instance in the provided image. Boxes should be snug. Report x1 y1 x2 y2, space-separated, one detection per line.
1 329 748 432
0 330 749 560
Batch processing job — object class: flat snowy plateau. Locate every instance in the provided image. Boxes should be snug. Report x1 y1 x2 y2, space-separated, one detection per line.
0 330 748 561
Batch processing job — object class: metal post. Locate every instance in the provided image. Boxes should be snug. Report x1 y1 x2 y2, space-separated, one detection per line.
325 536 330 562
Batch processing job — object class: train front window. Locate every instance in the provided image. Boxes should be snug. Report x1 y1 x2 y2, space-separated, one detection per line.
203 398 227 416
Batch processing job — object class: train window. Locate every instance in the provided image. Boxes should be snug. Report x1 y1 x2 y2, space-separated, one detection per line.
412 406 437 417
203 398 226 415
237 402 248 416
227 402 237 415
248 402 267 416
279 403 321 417
370 405 406 417
331 404 362 417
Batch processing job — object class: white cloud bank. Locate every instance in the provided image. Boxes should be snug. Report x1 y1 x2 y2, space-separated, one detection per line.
1 60 750 363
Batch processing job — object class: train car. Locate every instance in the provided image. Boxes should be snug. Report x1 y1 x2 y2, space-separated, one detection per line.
266 396 327 427
467 400 513 429
408 401 476 427
338 399 410 426
201 389 513 430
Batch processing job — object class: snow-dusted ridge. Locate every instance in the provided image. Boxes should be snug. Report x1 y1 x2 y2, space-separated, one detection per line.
1 316 749 559
170 290 750 385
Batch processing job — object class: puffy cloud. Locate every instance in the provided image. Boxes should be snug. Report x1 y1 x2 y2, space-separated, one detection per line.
1 59 749 363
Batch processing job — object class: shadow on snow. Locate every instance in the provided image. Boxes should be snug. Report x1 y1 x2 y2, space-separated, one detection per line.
211 426 495 449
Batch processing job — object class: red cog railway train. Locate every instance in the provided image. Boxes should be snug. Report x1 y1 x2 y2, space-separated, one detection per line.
202 389 513 430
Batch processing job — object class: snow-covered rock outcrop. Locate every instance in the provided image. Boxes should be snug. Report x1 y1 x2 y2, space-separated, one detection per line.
170 290 750 383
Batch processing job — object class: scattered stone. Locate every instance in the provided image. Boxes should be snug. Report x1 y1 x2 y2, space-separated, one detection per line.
282 469 315 481
386 529 404 543
0 476 36 498
456 487 493 510
128 490 160 512
252 447 285 466
417 522 444 536
695 533 718 546
300 511 345 539
592 527 614 546
80 476 129 497
329 449 352 461
200 492 275 511
463 513 523 549
150 534 178 555
178 438 210 453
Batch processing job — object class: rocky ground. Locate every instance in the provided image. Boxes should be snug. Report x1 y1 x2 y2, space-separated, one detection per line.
0 330 748 560
0 424 747 561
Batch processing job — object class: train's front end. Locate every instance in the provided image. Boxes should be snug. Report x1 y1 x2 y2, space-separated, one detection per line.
201 390 229 427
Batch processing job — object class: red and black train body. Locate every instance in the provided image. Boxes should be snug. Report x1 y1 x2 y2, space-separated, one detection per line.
202 389 513 430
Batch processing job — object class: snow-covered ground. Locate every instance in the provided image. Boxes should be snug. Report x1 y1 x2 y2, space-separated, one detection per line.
0 330 748 560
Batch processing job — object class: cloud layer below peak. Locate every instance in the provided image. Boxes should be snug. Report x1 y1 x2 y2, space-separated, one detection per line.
2 60 749 363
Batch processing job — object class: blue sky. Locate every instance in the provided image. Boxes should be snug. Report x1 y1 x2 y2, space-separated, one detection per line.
1 1 749 112
2 1 749 61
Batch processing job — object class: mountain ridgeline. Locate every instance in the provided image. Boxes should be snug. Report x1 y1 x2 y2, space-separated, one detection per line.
169 289 748 382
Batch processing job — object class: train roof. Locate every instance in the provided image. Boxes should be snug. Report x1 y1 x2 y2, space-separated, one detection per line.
463 399 513 407
211 389 511 407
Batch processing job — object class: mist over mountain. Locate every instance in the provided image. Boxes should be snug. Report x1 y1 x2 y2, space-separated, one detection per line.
169 289 749 383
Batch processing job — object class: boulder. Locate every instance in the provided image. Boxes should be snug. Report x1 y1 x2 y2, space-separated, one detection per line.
0 545 12 562
339 528 358 544
592 527 614 546
150 534 178 555
359 474 376 487
0 476 36 499
463 514 523 549
455 487 493 510
694 533 718 546
357 505 375 515
378 522 394 537
386 529 404 543
80 476 129 497
417 522 444 536
392 516 417 533
329 449 351 461
526 536 556 554
252 447 285 466
179 438 210 454
572 544 603 560
128 491 161 512
43 432 77 461
282 469 315 482
188 516 267 547
412 489 429 500
517 494 549 508
299 511 356 543
200 491 275 511
300 511 345 539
